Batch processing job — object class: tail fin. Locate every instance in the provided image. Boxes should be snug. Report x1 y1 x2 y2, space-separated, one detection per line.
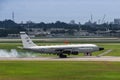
20 32 37 48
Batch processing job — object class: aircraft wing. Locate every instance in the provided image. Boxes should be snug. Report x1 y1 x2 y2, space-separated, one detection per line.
54 48 78 55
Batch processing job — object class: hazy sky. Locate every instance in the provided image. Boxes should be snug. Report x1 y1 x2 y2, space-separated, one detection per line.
0 0 120 23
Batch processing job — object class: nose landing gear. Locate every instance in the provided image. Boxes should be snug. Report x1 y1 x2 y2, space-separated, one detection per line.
84 53 92 56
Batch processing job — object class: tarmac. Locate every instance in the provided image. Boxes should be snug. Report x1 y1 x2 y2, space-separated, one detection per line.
0 56 120 61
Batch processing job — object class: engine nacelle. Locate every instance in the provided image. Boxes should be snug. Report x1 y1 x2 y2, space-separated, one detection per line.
71 51 79 55
63 50 71 54
63 50 79 55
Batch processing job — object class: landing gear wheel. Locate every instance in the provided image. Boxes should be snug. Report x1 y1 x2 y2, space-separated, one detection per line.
84 53 92 56
59 54 67 58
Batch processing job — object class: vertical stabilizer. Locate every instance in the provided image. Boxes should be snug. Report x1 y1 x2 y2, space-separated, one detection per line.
20 32 37 48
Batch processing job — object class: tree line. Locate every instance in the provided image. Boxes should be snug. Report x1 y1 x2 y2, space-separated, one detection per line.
0 19 120 37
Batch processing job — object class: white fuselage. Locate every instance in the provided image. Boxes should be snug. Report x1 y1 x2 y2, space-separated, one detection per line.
20 32 104 57
25 44 99 54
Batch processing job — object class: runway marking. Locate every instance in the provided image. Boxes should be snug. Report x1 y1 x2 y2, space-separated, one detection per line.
97 49 112 57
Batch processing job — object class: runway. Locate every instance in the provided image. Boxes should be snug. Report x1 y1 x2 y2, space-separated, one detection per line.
0 56 120 61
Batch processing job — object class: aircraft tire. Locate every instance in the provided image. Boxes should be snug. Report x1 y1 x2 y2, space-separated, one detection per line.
59 54 67 58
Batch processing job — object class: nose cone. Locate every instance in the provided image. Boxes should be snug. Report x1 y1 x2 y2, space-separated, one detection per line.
99 47 104 51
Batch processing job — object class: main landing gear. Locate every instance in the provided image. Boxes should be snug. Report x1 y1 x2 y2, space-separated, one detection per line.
59 54 67 58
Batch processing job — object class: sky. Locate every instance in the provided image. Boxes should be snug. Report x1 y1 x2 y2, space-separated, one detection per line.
0 0 120 23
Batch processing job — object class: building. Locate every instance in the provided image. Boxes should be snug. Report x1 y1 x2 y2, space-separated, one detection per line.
74 28 89 36
26 28 50 36
114 19 120 24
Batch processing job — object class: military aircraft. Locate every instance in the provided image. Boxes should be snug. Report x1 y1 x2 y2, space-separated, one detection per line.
20 32 104 58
